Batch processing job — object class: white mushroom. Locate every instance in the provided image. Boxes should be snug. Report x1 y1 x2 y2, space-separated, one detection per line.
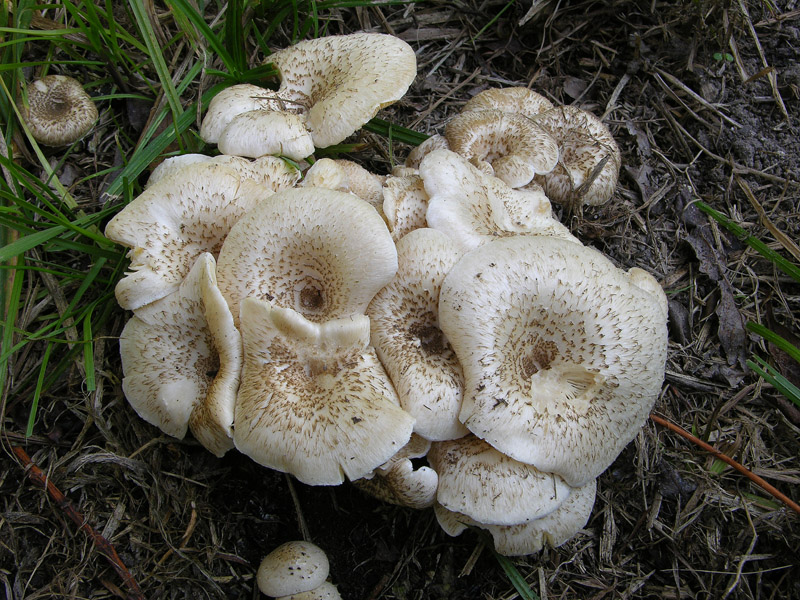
367 228 467 441
444 109 559 188
531 105 621 208
438 235 669 486
119 253 239 456
105 162 271 310
434 477 597 556
381 174 430 242
215 187 397 327
461 87 554 118
17 75 98 146
418 149 577 253
428 435 572 525
199 83 288 144
217 109 314 160
267 33 417 148
234 298 414 485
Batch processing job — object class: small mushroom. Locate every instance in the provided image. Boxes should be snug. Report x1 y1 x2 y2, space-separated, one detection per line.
438 235 669 486
257 541 333 598
381 174 430 242
444 109 558 188
531 105 621 208
199 83 288 144
404 134 450 169
234 298 414 485
217 109 315 160
303 158 385 211
18 75 98 146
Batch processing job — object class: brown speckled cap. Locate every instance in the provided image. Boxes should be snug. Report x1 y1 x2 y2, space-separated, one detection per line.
269 33 417 148
438 235 669 487
120 253 240 456
531 104 622 208
434 477 597 556
215 187 397 328
367 228 467 441
445 109 559 188
419 149 577 253
18 75 98 146
462 86 554 118
233 298 414 485
428 435 572 525
105 162 271 310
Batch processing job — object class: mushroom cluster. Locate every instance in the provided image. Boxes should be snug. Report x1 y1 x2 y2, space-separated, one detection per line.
106 34 668 557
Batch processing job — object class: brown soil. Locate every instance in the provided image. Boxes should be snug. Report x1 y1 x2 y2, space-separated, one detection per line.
3 1 799 599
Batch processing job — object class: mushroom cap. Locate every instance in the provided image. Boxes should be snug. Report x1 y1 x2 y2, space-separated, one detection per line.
269 33 417 148
217 109 314 160
434 477 597 556
404 134 450 169
215 187 397 327
438 236 669 486
532 105 621 207
355 434 438 509
18 75 98 146
105 162 271 310
428 435 572 525
367 228 467 441
120 253 239 456
234 298 414 485
303 158 385 212
419 149 577 253
199 83 288 144
279 582 343 600
382 174 430 242
257 541 329 597
147 154 301 192
444 109 559 188
461 87 554 118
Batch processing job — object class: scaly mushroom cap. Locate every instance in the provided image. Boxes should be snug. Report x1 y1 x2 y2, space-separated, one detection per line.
355 434 438 509
18 75 98 146
119 254 239 455
444 109 559 188
279 582 343 600
257 541 330 597
303 158 385 212
434 477 597 556
217 109 314 160
531 105 621 208
438 236 669 486
234 298 414 485
105 162 271 310
146 154 301 191
216 187 397 327
462 87 554 118
367 228 467 441
419 149 577 253
268 33 417 148
428 435 572 525
381 174 430 242
199 83 288 144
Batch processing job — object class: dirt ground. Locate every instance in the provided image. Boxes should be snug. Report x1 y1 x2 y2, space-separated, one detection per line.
3 1 800 599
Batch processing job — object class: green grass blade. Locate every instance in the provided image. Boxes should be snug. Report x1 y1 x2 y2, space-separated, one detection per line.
26 342 53 436
364 117 429 146
748 356 800 407
168 0 238 76
746 322 800 364
493 550 540 600
694 200 800 283
83 310 96 392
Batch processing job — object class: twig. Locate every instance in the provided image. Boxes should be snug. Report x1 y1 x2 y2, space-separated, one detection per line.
649 414 800 515
12 446 145 600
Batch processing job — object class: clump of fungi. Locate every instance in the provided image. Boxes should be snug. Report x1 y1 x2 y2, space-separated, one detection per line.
105 33 668 558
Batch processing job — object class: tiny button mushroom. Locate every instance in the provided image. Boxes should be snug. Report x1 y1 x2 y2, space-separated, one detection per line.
257 541 330 597
18 75 98 146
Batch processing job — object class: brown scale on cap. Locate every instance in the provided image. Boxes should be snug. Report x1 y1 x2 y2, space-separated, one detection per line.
462 86 554 118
